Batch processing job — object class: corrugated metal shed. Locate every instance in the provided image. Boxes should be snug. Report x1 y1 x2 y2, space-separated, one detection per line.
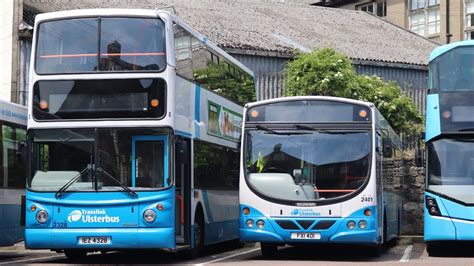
231 53 427 114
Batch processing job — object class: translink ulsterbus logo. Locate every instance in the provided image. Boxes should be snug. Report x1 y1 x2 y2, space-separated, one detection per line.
67 209 120 223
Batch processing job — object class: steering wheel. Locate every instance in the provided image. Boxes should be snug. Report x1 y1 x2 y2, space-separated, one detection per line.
261 166 287 173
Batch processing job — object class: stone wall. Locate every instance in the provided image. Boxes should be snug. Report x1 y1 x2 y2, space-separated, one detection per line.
401 156 425 235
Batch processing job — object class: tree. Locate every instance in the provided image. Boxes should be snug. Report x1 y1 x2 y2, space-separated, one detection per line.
285 48 422 136
194 61 256 106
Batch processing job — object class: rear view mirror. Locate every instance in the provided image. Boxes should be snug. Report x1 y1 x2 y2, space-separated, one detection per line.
382 137 392 158
17 141 27 164
176 139 188 161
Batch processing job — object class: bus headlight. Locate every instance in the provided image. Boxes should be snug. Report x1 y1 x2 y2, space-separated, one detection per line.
256 220 265 229
36 210 48 224
246 219 254 228
347 220 356 230
358 220 367 229
426 196 440 216
143 209 156 223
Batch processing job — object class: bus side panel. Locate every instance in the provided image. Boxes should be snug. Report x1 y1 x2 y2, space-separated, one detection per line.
196 189 240 245
0 189 24 247
438 195 474 241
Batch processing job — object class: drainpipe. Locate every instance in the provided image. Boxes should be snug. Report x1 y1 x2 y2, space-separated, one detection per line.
446 0 452 43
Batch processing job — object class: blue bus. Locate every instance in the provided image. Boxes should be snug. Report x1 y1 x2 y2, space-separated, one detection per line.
25 9 254 259
425 41 474 255
239 96 403 256
0 99 27 247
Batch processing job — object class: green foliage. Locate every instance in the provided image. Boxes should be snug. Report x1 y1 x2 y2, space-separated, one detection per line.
285 48 359 97
285 48 423 136
194 62 256 106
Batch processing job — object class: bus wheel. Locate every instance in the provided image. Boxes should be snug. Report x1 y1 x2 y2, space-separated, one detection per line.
260 243 278 258
426 243 441 256
185 210 205 259
64 250 87 260
371 245 382 257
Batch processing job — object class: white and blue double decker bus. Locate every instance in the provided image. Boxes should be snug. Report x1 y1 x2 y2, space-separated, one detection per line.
239 96 403 256
424 41 474 255
25 9 254 259
0 99 27 247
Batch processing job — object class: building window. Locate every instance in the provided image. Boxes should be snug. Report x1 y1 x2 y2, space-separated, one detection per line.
428 0 440 6
465 0 474 39
428 8 440 35
466 31 474 39
357 0 387 17
411 0 425 10
411 12 426 35
409 0 440 36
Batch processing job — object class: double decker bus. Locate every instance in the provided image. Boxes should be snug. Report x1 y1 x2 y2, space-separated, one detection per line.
0 100 27 247
425 41 474 254
25 9 254 259
239 96 403 256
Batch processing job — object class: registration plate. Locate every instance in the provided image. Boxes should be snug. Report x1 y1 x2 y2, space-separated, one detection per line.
79 237 111 245
290 232 321 240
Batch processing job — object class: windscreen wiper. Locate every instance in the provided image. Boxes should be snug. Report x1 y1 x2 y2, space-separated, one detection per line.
96 167 138 197
55 166 91 198
255 125 309 135
294 125 367 134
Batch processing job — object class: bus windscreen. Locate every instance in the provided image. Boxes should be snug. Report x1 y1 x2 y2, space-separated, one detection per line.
35 17 166 74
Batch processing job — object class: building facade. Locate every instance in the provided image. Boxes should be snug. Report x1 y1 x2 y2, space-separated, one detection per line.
314 0 474 44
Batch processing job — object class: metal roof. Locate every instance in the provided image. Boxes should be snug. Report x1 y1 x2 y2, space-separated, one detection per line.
24 0 437 66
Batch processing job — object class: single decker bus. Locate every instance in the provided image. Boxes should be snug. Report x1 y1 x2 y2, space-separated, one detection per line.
239 96 403 256
25 9 254 259
0 99 27 247
424 41 474 255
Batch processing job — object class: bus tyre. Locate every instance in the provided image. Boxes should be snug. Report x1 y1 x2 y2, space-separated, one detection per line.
260 243 278 258
371 245 382 257
426 243 440 256
185 211 205 259
64 250 87 260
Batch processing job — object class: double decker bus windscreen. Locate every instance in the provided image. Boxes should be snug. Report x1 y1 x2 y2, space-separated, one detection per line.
35 17 166 74
430 46 474 92
33 78 166 120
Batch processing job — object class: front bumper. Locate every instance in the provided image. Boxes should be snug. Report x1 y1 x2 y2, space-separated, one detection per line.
25 227 175 250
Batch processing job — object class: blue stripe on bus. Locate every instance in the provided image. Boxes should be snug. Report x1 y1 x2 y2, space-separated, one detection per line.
426 94 441 141
194 85 201 139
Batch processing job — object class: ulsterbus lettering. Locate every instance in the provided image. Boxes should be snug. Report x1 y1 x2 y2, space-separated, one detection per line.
291 208 321 216
67 209 120 223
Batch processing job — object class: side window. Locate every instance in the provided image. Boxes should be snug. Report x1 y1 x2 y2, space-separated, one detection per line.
173 25 254 105
1 124 27 189
193 140 239 190
174 25 193 80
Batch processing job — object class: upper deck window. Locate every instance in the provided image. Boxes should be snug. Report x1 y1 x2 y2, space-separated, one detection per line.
430 46 474 92
35 17 166 74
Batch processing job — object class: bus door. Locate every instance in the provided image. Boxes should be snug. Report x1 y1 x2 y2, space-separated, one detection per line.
175 137 192 245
